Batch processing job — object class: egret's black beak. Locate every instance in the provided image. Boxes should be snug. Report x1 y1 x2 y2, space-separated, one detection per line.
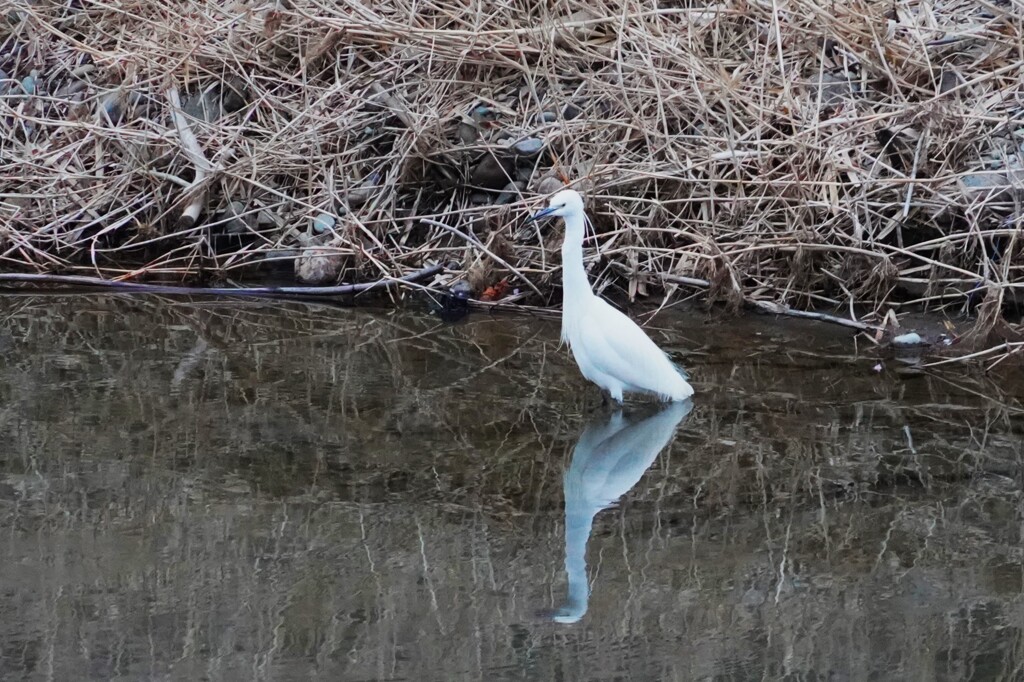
528 206 558 223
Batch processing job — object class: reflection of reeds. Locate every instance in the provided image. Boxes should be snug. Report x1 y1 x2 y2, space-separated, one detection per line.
0 295 1023 678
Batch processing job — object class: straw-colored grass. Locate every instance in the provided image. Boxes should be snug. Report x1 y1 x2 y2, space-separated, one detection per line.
1 0 1022 357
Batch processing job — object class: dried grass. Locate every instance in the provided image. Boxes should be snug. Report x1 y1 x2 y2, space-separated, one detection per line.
2 0 1023 357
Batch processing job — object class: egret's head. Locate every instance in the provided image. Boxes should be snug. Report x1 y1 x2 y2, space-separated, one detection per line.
529 189 584 222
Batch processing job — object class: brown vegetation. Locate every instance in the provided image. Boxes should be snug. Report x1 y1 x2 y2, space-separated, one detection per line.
1 0 1022 360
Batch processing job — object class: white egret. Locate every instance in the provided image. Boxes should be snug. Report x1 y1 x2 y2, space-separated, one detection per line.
551 400 694 623
530 189 694 403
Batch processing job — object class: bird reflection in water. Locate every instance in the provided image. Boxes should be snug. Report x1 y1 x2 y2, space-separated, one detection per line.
549 400 694 624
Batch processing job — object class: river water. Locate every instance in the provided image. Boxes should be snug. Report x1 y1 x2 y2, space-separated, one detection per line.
1 294 1022 681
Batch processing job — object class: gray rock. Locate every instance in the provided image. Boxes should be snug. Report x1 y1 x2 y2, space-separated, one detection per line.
496 181 526 205
563 103 583 120
458 122 480 144
183 89 221 122
470 155 515 189
810 72 857 109
221 201 252 233
220 78 249 113
469 191 491 205
539 111 558 123
183 80 248 122
513 137 543 156
537 176 565 195
311 212 336 233
295 245 345 285
257 210 283 228
347 173 379 207
70 64 95 79
20 74 35 95
54 80 87 98
98 91 123 123
960 172 1011 199
938 69 963 95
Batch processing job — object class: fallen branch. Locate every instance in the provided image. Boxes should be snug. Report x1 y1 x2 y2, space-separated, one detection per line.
166 86 214 228
921 341 1024 367
748 300 883 333
0 264 443 298
660 273 883 333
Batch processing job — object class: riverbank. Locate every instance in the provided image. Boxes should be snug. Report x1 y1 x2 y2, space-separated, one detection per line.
2 0 1022 362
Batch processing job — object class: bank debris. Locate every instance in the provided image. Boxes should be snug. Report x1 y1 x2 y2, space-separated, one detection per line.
1 0 1022 364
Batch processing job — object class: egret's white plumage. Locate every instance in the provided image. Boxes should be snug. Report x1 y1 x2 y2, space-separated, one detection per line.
552 400 693 623
532 189 694 403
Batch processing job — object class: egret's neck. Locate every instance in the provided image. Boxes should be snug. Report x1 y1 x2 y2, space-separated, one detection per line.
561 212 593 306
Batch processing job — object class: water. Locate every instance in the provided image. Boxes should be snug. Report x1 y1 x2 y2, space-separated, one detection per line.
1 294 1023 681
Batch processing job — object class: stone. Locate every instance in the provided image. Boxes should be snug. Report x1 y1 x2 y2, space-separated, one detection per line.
512 137 543 156
810 71 857 109
537 176 565 195
183 89 221 122
938 70 963 95
224 201 251 233
347 173 379 207
458 122 480 144
311 212 335 234
257 210 283 228
959 172 1011 199
295 245 345 284
220 77 249 113
496 181 526 205
98 91 123 123
470 155 515 189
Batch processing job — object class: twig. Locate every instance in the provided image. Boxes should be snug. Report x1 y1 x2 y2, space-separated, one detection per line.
0 264 443 298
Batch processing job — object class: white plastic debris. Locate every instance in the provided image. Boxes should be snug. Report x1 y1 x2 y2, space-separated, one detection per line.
891 332 924 346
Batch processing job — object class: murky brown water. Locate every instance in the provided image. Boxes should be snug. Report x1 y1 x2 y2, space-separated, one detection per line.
1 294 1023 681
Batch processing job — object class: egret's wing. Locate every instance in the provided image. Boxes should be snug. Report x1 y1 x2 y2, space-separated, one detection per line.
576 300 686 393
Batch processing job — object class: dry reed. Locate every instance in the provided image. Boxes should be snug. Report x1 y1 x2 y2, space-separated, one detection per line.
1 0 1023 360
